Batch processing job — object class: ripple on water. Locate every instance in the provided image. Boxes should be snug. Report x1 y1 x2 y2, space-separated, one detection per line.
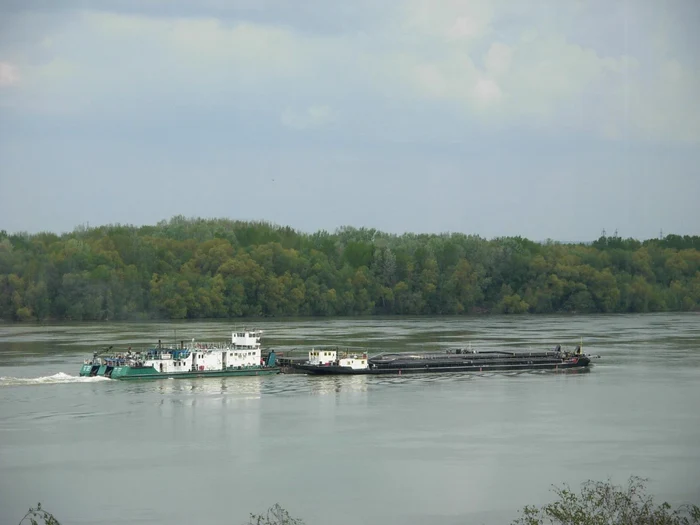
0 372 111 387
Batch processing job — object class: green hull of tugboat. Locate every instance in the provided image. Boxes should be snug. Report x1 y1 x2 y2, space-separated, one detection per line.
79 363 280 380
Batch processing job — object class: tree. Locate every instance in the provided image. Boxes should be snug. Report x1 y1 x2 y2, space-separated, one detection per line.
245 504 304 525
18 502 61 525
1 217 699 321
511 476 700 525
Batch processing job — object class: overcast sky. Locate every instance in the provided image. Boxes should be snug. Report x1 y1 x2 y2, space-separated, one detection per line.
1 0 698 241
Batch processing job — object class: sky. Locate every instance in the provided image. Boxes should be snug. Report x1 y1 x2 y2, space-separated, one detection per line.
0 0 699 241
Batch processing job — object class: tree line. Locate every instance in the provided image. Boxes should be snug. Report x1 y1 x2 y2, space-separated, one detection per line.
1 216 699 321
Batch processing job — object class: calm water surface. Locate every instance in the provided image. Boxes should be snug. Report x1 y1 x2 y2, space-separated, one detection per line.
1 314 699 525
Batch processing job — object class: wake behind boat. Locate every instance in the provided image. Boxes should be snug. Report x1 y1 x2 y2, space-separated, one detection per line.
292 344 595 375
79 329 280 380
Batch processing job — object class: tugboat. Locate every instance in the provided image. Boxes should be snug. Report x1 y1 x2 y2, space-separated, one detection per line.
79 330 279 380
293 344 594 375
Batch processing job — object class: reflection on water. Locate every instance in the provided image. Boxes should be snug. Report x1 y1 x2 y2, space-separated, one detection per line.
146 376 265 399
306 374 370 396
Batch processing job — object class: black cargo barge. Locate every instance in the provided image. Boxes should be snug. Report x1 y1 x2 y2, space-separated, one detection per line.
293 345 592 375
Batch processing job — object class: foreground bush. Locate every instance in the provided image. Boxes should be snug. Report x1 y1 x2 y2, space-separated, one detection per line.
511 476 700 525
244 503 305 525
18 479 700 525
18 503 60 525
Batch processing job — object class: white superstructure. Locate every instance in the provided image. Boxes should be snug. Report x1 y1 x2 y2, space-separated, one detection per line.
308 348 338 365
306 348 369 370
338 354 369 370
106 330 264 374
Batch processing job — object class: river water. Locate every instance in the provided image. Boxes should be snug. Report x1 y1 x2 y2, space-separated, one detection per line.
1 314 699 525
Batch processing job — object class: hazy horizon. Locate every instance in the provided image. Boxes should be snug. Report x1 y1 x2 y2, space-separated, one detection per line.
1 1 699 240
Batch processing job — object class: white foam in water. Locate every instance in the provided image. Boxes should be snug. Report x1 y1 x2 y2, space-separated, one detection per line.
0 372 111 387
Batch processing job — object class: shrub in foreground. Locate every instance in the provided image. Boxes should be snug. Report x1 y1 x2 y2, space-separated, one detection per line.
511 476 700 525
18 503 60 525
244 503 305 525
18 478 700 525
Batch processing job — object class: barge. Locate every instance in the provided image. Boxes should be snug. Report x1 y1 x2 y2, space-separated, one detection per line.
79 329 279 380
293 344 593 375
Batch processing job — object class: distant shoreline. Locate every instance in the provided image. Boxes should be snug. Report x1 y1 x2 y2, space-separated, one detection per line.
1 217 698 322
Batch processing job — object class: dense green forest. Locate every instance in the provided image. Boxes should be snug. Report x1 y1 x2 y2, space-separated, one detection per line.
1 216 699 321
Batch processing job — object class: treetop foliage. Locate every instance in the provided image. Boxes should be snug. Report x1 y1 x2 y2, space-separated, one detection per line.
18 502 61 525
511 476 700 525
1 216 699 321
14 478 700 525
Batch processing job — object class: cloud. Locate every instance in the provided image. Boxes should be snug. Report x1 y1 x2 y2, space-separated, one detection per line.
403 0 495 42
0 61 20 86
281 105 334 130
484 42 512 78
2 2 699 143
